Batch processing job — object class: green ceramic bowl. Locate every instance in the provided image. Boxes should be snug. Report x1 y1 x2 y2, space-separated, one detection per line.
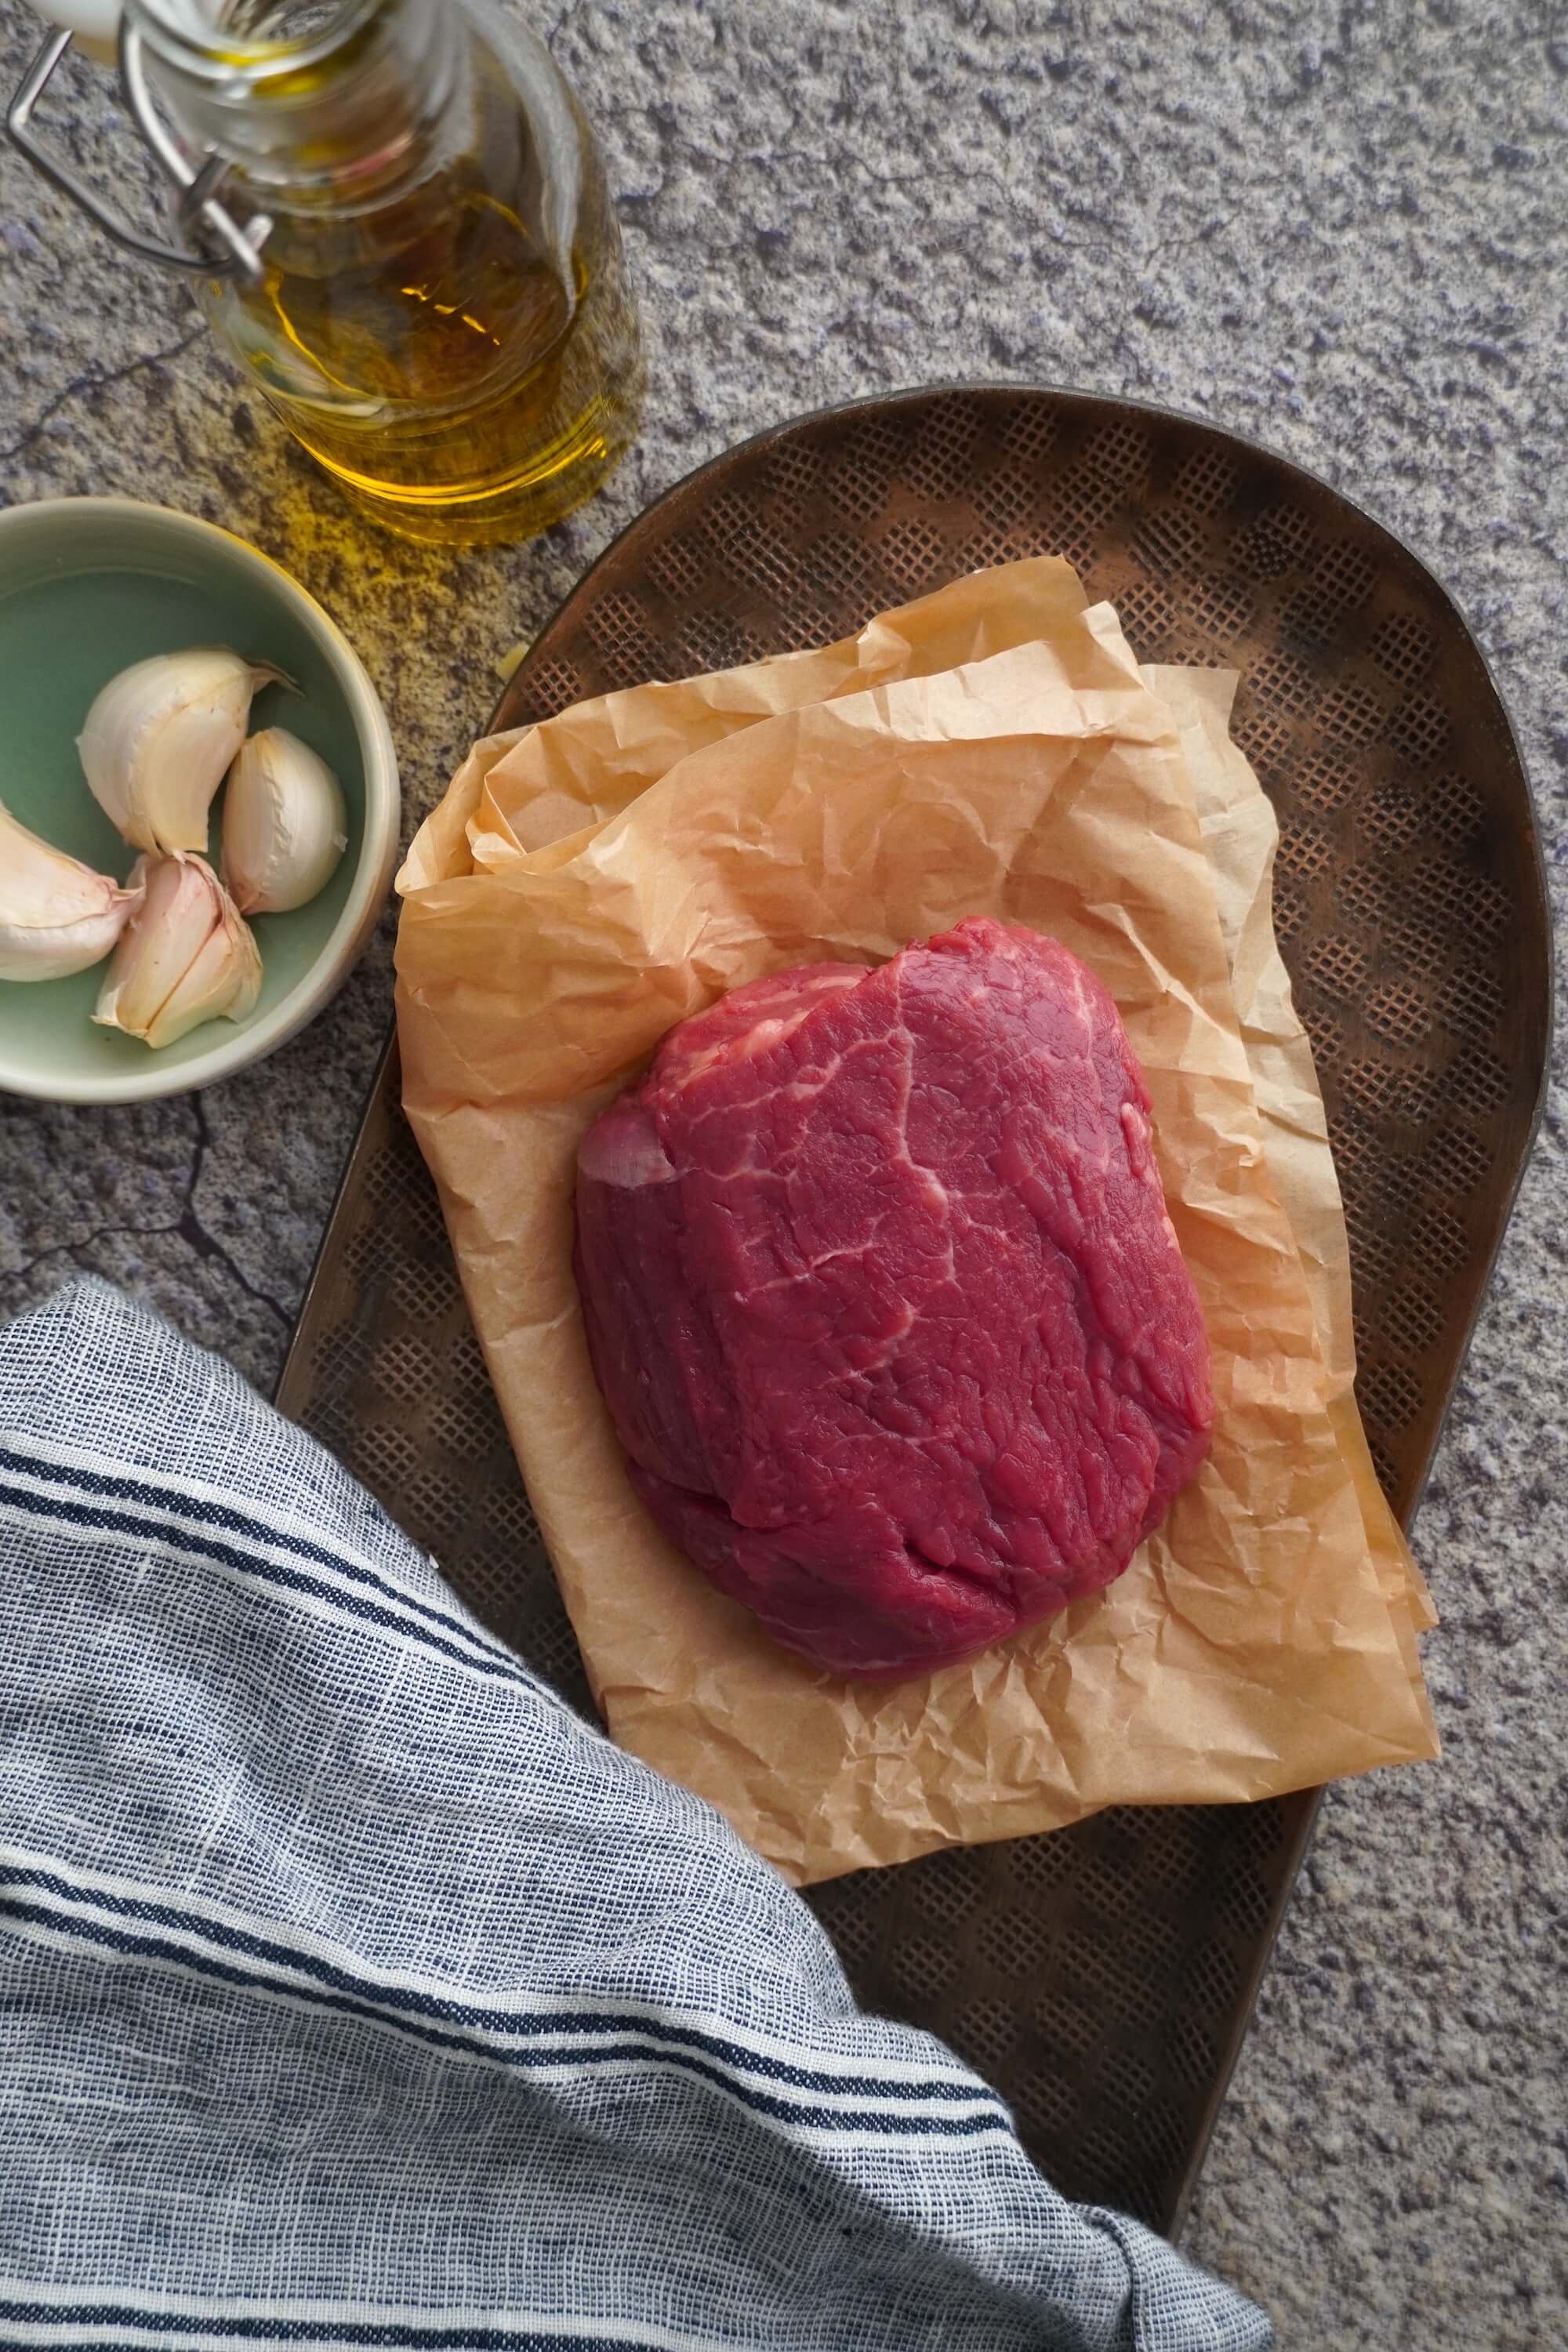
0 497 399 1105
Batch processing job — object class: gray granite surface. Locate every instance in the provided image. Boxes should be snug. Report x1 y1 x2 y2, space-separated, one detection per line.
2 2 1565 2343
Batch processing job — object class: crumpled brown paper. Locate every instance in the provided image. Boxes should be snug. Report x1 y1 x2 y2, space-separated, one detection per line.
396 557 1438 1886
1148 666 1435 1661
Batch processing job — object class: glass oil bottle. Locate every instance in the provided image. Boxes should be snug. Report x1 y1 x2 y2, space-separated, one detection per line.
12 0 644 546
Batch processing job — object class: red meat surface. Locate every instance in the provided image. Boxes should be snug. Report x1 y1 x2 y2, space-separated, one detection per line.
574 917 1213 1679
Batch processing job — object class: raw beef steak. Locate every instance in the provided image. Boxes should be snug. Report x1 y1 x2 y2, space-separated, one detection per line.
574 917 1213 1679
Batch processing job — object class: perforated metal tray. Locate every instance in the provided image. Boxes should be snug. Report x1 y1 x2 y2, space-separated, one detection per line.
277 387 1550 2234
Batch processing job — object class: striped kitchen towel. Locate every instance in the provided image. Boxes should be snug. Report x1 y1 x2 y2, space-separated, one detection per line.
0 1279 1270 2351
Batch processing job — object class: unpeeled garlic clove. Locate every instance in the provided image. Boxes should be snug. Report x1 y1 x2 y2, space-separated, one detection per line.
222 727 348 914
78 649 285 857
0 800 143 982
93 853 263 1050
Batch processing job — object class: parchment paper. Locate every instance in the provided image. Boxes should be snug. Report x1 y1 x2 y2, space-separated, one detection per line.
396 558 1437 1885
1149 666 1435 1652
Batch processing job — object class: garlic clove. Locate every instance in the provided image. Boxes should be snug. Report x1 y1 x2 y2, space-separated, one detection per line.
143 884 262 1051
221 727 349 914
78 649 286 857
93 855 212 1035
0 800 143 982
93 853 263 1050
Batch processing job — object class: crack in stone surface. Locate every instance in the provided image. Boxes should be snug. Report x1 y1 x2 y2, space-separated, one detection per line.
179 1091 293 1328
0 326 205 466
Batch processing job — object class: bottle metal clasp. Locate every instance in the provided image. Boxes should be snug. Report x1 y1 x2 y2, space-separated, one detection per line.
4 20 272 282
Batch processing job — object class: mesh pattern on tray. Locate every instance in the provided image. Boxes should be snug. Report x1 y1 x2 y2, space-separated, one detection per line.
278 389 1548 2235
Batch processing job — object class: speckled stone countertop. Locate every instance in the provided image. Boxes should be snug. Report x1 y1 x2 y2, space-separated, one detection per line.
2 3 1564 2343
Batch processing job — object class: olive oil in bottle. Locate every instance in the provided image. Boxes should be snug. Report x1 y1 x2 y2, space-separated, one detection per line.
129 0 643 545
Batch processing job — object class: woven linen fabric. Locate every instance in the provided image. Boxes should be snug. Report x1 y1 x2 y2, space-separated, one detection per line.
0 1280 1271 2352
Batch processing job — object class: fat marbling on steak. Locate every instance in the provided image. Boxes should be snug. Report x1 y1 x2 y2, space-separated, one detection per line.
574 917 1213 1679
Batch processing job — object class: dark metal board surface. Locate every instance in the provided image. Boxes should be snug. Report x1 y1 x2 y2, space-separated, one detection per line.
278 386 1549 2234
